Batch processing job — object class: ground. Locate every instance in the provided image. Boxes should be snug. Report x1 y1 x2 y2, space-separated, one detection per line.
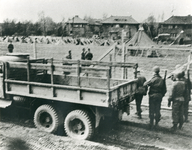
0 43 192 149
0 104 191 150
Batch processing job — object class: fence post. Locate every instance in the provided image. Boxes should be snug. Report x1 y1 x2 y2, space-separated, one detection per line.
33 39 37 59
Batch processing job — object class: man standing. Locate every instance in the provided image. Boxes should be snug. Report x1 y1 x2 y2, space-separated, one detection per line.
144 66 166 129
8 41 14 53
168 72 186 132
85 48 93 60
81 48 87 60
180 71 191 122
66 50 72 59
135 71 147 119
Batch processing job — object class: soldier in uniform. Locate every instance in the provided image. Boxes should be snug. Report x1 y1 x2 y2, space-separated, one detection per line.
81 48 87 60
7 41 14 53
66 50 72 59
168 72 187 132
85 48 93 60
144 66 166 129
135 71 147 119
180 71 191 122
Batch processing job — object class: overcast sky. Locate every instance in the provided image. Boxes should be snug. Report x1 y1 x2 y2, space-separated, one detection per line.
0 0 192 23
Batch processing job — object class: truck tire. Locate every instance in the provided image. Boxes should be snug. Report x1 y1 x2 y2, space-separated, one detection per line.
34 104 60 134
64 110 94 140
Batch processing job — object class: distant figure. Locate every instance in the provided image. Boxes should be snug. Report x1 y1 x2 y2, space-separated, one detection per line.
66 50 72 59
8 41 14 53
135 71 147 119
85 48 93 60
81 48 87 60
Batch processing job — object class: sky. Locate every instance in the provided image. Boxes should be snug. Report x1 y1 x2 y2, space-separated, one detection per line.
0 0 192 23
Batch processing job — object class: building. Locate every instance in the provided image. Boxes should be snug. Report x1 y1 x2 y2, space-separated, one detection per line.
101 16 139 40
66 15 88 37
159 15 192 44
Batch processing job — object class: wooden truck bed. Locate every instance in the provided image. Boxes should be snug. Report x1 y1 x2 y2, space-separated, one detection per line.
3 59 138 108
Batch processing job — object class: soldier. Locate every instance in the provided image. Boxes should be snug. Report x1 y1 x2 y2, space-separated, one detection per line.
180 71 191 122
168 72 186 132
135 70 147 119
66 50 72 59
7 41 14 53
85 48 93 60
81 48 87 60
144 66 166 129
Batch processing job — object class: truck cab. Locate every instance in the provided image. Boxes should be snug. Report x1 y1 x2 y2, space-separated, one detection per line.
0 53 29 107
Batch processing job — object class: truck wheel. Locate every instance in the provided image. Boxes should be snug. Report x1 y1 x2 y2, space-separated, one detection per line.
64 110 94 140
34 104 59 134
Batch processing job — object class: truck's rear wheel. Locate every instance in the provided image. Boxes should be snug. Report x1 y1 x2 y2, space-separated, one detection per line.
34 104 59 134
64 110 94 140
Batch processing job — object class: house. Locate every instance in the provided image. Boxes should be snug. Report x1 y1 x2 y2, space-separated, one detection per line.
158 15 192 44
86 19 102 38
66 15 88 37
101 16 139 40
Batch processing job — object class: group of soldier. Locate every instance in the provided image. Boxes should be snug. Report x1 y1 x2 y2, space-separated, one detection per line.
65 48 93 60
135 66 190 132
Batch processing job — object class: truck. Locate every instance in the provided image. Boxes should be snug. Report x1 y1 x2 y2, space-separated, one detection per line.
0 53 138 140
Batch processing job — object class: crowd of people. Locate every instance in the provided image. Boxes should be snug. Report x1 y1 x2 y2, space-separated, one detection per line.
135 65 191 132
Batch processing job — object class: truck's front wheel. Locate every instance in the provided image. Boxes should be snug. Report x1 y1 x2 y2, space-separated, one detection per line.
64 110 94 140
34 104 60 134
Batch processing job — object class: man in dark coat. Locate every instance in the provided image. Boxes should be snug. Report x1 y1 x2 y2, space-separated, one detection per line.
8 41 14 53
66 50 72 59
81 48 87 60
144 66 166 129
135 71 147 119
85 48 93 60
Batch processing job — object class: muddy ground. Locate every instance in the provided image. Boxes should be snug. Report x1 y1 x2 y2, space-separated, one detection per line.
0 104 191 150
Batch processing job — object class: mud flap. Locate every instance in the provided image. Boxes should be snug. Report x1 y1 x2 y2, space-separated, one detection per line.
0 99 12 108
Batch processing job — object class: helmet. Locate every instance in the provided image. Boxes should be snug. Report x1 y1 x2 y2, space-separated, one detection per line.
152 66 160 73
174 72 183 79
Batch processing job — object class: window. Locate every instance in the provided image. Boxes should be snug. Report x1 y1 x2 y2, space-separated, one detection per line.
175 25 178 29
116 24 119 27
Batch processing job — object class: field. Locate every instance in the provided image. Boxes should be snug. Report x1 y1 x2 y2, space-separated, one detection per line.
0 42 192 150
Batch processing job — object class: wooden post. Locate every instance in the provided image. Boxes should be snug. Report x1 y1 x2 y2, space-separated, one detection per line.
50 58 55 97
109 54 112 78
107 67 111 90
27 57 31 94
33 40 37 59
77 60 80 86
113 44 116 78
121 30 125 79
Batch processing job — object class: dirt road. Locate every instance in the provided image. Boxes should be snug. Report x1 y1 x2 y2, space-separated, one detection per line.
0 105 191 150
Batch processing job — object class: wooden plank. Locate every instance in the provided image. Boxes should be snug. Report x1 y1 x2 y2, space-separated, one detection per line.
8 62 27 69
126 46 192 51
5 79 108 93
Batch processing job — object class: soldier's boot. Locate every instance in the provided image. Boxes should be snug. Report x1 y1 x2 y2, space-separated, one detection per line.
149 119 154 130
179 123 183 129
171 124 177 132
185 115 189 123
